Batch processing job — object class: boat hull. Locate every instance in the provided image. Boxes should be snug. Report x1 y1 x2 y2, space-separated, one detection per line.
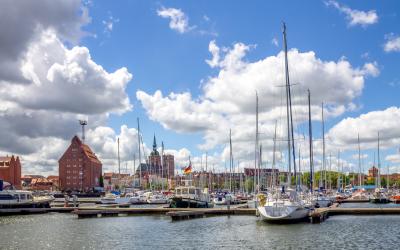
258 205 310 223
170 197 212 208
314 199 332 208
0 201 51 209
370 198 390 204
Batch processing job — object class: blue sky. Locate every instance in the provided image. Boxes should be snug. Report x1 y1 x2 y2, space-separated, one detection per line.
82 1 399 169
0 0 400 175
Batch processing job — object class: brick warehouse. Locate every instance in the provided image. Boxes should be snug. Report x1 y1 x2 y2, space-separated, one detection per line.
0 155 21 188
59 136 102 191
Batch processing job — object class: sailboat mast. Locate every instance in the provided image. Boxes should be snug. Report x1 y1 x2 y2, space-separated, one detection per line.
282 23 292 185
206 151 209 190
322 102 326 189
308 89 314 193
161 141 164 191
259 144 262 190
358 134 362 188
283 22 297 190
298 146 301 187
337 150 340 190
133 153 136 184
377 132 381 189
329 153 332 190
118 137 120 176
254 92 259 193
229 129 233 193
272 121 277 189
137 118 142 188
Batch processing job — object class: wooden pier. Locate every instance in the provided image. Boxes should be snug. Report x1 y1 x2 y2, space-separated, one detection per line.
73 207 256 219
310 205 400 223
337 199 370 203
0 207 75 215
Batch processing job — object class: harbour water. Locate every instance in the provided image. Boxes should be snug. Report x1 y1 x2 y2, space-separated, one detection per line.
1 212 400 249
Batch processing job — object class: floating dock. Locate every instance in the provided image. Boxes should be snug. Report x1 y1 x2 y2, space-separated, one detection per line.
310 205 400 223
0 207 75 215
73 207 256 219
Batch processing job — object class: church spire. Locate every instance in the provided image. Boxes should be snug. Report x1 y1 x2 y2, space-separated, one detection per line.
153 133 157 153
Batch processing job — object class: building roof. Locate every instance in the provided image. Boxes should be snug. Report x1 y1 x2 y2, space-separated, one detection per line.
62 136 101 164
31 177 53 185
0 156 12 162
369 166 378 171
22 175 45 179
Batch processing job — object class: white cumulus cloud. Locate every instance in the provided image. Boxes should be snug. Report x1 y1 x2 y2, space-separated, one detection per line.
384 34 400 52
157 7 192 33
327 107 400 151
138 40 379 164
325 0 378 27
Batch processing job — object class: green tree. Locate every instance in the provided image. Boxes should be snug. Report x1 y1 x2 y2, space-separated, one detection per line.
245 178 254 193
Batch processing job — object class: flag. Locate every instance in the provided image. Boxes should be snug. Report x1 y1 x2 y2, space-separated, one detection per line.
183 163 192 175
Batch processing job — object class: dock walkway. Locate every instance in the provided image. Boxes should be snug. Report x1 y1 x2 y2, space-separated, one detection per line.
310 205 400 223
73 207 256 219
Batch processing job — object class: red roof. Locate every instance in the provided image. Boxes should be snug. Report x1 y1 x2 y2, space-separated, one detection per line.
0 156 12 162
61 136 101 164
47 175 59 181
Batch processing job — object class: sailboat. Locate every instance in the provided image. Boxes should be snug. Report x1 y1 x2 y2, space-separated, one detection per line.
257 23 310 222
370 132 390 204
247 92 260 209
313 102 332 208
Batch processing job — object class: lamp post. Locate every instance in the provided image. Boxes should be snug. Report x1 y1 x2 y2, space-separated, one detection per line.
79 120 87 143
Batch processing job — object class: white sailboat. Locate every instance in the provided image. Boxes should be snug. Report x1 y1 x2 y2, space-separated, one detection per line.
258 190 310 222
257 23 310 222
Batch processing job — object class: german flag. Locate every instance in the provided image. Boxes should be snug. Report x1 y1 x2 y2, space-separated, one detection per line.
183 163 192 175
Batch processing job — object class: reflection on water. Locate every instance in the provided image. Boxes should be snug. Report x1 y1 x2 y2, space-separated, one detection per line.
1 213 400 249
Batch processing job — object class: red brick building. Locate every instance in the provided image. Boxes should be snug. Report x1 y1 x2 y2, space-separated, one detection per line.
0 155 22 188
163 154 175 179
368 166 379 181
59 136 102 191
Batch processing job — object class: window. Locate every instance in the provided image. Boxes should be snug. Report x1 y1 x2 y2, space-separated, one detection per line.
0 194 13 200
67 164 70 168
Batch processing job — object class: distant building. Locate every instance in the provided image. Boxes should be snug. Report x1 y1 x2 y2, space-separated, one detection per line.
21 175 45 187
244 168 280 177
59 136 102 192
368 166 379 179
103 172 130 191
164 154 175 179
136 135 175 179
47 175 59 188
0 155 22 188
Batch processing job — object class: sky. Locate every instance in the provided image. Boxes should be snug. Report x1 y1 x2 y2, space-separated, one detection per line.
1 0 400 176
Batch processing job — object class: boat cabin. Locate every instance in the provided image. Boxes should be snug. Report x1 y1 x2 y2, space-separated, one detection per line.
0 190 34 205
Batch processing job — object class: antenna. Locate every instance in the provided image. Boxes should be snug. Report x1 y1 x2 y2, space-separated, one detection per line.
79 120 87 143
